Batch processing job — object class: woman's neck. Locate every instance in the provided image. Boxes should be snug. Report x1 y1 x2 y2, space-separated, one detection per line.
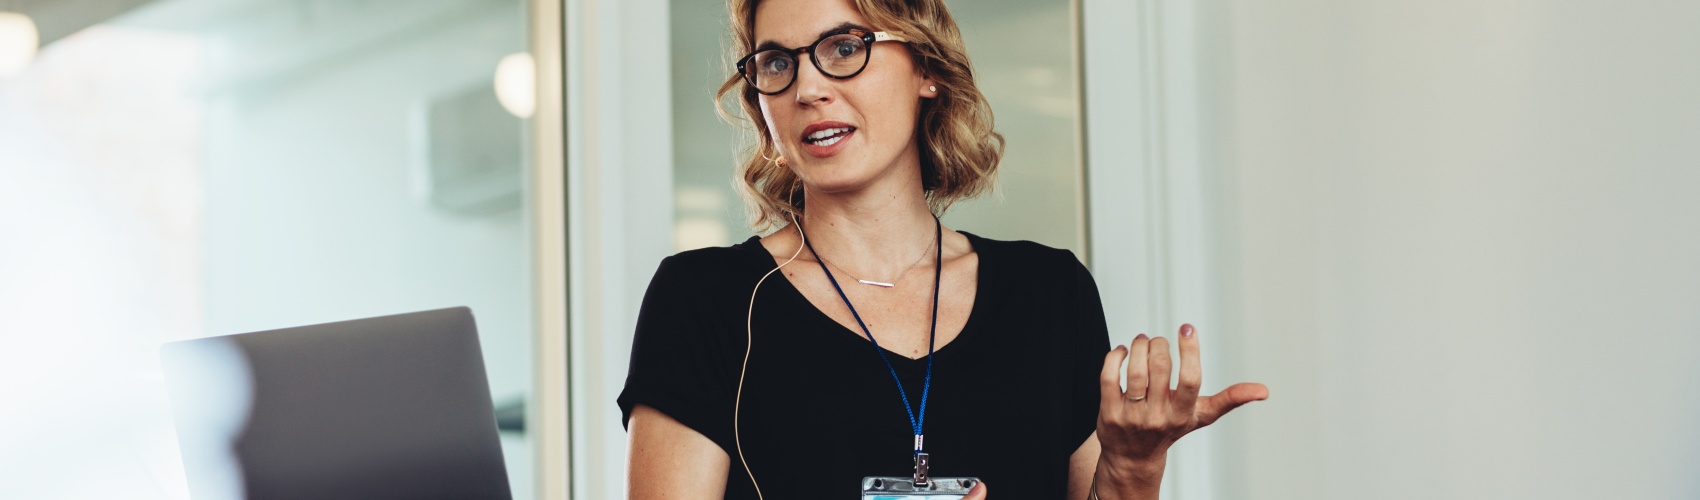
797 179 938 279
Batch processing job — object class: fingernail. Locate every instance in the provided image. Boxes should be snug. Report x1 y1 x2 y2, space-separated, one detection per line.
1136 333 1148 340
1182 324 1195 337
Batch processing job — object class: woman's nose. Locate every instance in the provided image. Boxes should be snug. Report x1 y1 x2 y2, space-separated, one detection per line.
792 55 833 106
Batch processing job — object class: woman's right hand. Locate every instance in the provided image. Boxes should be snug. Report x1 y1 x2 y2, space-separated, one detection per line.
1092 324 1269 497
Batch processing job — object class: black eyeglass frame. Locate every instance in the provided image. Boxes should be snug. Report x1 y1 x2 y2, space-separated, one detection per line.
735 29 908 96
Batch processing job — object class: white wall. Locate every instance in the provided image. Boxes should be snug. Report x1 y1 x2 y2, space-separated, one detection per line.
1199 2 1700 499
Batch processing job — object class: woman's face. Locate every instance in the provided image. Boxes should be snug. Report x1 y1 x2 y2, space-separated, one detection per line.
752 0 936 195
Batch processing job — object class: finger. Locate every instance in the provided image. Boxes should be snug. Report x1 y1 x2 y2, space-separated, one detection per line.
1196 382 1270 427
1173 324 1202 418
961 480 987 500
1125 334 1150 402
1147 336 1173 414
1099 344 1129 411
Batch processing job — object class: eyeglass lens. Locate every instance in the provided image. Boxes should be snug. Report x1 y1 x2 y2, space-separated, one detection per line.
746 33 870 94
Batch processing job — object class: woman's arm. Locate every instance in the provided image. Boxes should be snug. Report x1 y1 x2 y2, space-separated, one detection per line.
1068 432 1101 500
627 404 730 499
1068 432 1164 500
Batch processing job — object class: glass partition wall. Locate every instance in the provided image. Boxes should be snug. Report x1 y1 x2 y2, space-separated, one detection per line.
0 1 541 498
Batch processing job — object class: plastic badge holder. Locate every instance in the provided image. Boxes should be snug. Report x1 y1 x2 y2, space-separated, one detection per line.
861 476 980 499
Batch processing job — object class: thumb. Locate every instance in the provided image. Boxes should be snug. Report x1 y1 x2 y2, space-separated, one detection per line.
961 480 988 500
1196 382 1269 427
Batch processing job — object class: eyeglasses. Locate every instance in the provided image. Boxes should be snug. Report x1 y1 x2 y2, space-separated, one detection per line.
736 28 908 96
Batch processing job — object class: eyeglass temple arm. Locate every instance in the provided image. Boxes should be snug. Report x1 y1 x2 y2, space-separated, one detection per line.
873 31 906 43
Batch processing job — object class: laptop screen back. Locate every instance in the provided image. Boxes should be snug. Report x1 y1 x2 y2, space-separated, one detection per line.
161 307 512 500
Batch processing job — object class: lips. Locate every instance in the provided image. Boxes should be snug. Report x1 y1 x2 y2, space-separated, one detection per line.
800 121 857 158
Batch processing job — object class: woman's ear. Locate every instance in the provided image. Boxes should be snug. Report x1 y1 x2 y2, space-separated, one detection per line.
920 77 939 98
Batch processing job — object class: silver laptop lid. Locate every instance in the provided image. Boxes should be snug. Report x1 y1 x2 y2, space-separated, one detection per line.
161 306 512 500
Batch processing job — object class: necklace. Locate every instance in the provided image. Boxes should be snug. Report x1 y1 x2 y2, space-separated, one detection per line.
814 229 936 288
800 214 944 487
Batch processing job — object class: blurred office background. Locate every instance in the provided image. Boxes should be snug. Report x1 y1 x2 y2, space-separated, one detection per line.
3 1 1698 499
0 0 538 498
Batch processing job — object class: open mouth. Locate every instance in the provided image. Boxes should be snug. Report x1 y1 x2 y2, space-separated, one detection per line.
803 126 856 147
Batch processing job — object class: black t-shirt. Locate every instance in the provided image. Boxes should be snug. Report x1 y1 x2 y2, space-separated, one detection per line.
617 231 1111 499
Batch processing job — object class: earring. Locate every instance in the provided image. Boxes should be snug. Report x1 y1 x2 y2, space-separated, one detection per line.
928 85 937 92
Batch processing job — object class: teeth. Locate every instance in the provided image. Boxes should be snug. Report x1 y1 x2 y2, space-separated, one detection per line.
807 127 851 140
813 135 845 147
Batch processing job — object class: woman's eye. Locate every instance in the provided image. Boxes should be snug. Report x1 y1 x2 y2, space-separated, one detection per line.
833 42 860 58
763 58 791 74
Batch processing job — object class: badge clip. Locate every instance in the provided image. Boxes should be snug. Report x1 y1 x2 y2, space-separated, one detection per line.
913 434 930 487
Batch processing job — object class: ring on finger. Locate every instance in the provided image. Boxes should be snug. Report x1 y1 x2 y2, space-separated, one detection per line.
1125 395 1146 403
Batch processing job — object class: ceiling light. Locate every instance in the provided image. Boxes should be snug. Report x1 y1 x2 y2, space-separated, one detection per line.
0 12 39 77
494 52 535 119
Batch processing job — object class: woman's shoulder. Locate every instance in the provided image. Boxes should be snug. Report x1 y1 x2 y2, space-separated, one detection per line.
650 236 769 284
961 231 1084 268
637 237 771 321
664 235 763 264
959 231 1095 296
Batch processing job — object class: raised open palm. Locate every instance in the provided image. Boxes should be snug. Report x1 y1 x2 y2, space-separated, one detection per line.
1097 324 1269 469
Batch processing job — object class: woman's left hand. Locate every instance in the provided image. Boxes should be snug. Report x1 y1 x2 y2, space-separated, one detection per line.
960 480 987 500
1094 324 1269 492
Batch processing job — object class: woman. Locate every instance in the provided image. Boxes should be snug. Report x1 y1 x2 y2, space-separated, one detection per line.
618 0 1269 498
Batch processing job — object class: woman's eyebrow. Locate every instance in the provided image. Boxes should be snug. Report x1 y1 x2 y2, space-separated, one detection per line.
818 21 869 38
753 22 871 52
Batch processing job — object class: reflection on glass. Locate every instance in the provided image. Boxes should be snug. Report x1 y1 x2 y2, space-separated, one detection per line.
669 0 1083 253
947 0 1085 254
0 0 535 498
160 337 254 500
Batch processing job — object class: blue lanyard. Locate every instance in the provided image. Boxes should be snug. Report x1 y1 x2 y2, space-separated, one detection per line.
801 216 942 456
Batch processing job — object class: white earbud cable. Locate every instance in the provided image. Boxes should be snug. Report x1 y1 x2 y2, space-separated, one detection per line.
735 207 804 500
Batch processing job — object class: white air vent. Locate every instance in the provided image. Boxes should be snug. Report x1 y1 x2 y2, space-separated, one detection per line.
411 82 523 216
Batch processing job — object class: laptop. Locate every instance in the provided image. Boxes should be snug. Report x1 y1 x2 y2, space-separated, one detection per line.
161 307 513 500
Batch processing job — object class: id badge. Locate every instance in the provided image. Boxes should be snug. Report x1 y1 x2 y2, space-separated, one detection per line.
860 476 980 499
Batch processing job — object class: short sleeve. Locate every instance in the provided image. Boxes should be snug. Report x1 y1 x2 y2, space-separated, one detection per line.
1068 254 1113 451
616 254 739 453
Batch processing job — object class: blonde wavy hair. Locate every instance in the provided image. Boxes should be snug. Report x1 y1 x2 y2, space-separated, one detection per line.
715 0 1005 232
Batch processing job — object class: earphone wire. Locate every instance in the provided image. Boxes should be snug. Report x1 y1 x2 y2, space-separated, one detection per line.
736 184 805 500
